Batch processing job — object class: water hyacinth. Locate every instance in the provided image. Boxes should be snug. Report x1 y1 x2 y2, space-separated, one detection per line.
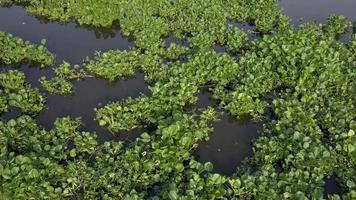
0 0 355 199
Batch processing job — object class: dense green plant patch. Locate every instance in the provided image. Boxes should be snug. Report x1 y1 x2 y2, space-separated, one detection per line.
0 0 280 54
225 17 356 199
0 31 54 67
39 62 88 95
0 0 355 199
0 70 45 114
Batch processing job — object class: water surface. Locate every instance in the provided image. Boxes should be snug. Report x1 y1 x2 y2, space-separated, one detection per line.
37 74 149 143
0 6 134 64
280 0 356 25
0 6 146 143
196 114 263 176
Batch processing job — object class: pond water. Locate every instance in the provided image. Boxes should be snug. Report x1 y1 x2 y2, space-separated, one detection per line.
324 174 344 198
0 3 355 194
196 114 264 175
0 6 134 64
0 6 147 143
37 74 149 143
280 0 356 25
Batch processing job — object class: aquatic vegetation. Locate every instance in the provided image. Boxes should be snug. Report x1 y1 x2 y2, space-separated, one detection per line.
1 0 280 55
0 31 54 67
224 27 249 53
0 70 45 114
96 51 239 132
0 116 98 199
0 0 355 199
222 19 356 199
164 43 189 60
39 62 88 95
85 49 162 84
86 50 142 82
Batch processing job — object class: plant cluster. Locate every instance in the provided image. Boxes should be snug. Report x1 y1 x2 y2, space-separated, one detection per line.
85 50 160 83
0 70 45 114
219 16 356 199
0 0 280 54
39 62 88 95
0 31 54 67
0 1 355 199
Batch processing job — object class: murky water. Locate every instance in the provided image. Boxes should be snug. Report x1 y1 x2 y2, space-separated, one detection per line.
280 0 356 42
37 74 149 143
324 174 344 198
280 0 356 25
0 6 146 143
0 6 134 64
196 114 264 176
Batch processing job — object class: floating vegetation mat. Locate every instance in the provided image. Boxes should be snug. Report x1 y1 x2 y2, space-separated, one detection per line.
0 0 355 199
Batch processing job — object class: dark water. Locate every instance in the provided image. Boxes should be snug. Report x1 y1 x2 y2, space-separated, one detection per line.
37 74 149 143
324 174 344 198
165 32 189 48
196 114 263 176
0 6 146 143
192 88 264 176
280 0 356 25
0 6 134 64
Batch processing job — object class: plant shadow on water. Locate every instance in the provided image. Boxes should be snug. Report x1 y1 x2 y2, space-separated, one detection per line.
164 32 189 48
0 6 134 64
226 20 259 40
0 108 22 121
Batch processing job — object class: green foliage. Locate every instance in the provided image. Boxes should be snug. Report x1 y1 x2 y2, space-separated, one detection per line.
39 62 88 95
96 51 239 132
2 0 281 56
225 27 248 52
324 15 352 37
39 77 74 96
0 107 230 199
86 50 141 82
0 1 355 199
0 116 98 199
85 50 162 83
220 19 356 199
164 43 189 60
0 90 8 114
0 31 54 67
0 70 45 114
